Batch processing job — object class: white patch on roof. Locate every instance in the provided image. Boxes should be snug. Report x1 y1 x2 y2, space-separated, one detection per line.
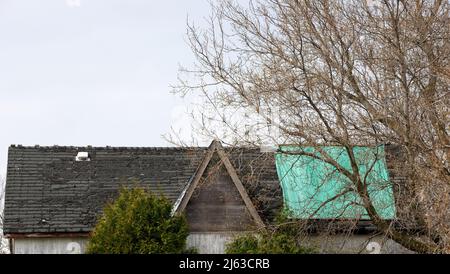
75 152 90 162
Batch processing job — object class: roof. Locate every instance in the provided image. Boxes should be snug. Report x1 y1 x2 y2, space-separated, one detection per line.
3 143 281 235
276 145 396 220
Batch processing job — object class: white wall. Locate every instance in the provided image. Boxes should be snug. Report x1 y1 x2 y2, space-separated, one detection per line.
187 233 413 254
14 233 237 254
187 232 239 254
11 234 413 254
14 234 235 254
0 175 8 254
13 238 88 254
305 235 414 254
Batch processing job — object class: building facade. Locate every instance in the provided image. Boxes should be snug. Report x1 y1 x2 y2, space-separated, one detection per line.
3 140 413 254
3 140 280 254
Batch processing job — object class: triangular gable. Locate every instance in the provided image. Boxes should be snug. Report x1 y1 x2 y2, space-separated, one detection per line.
173 140 265 229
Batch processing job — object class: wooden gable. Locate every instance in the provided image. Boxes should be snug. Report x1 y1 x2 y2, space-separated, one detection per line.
173 140 265 231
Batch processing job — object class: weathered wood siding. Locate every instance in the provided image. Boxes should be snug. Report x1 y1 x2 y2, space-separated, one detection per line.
13 238 88 254
187 233 238 254
185 171 256 232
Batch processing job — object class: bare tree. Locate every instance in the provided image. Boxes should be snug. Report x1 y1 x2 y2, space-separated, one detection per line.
174 0 450 253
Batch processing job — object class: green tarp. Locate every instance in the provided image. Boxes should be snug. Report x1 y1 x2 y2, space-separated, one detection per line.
275 145 396 219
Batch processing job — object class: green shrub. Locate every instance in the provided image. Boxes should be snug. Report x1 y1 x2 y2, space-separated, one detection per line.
87 186 190 254
226 234 260 254
226 211 317 254
225 231 316 254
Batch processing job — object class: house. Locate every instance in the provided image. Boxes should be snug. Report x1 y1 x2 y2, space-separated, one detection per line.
3 140 413 254
3 140 281 254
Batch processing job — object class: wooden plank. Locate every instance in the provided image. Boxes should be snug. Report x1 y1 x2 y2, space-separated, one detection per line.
174 140 218 213
186 173 256 232
216 147 265 229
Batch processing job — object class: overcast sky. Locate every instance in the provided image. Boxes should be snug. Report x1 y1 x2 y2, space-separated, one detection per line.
0 0 213 177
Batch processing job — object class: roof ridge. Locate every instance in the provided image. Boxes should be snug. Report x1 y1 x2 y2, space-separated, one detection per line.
8 145 268 150
9 145 210 150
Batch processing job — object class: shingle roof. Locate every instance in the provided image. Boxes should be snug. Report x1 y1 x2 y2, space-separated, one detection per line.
3 145 281 234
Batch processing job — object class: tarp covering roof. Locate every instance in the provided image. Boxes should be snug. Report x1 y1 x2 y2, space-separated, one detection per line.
275 145 396 220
